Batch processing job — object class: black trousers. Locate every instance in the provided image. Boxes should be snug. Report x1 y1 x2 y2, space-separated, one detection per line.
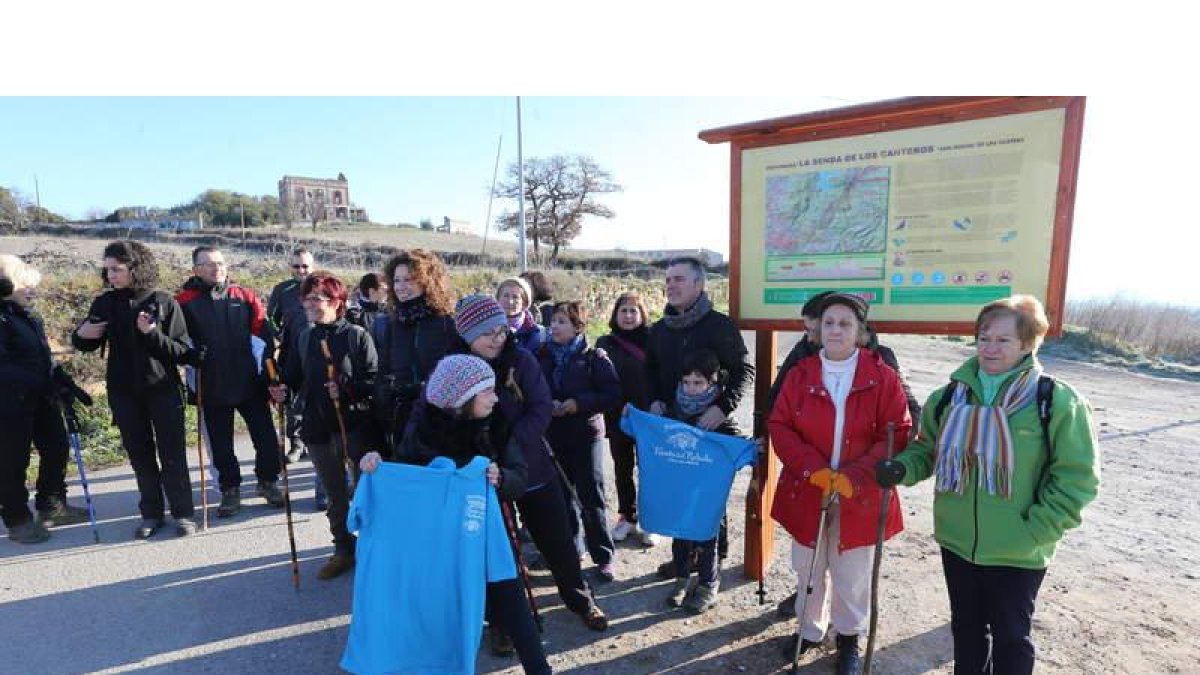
607 429 637 521
109 388 194 520
0 395 70 528
202 396 281 490
307 432 361 556
515 479 594 615
285 396 305 449
557 437 615 567
674 537 719 586
941 548 1047 675
487 578 550 674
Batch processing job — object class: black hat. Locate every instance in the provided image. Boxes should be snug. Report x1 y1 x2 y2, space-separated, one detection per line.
801 291 834 319
819 292 869 323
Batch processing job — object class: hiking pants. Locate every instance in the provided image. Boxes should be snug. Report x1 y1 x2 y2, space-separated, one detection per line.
202 396 281 489
608 428 638 522
558 437 615 567
515 479 594 615
307 432 362 557
488 578 551 675
109 388 194 520
674 537 720 587
942 548 1047 675
0 395 70 528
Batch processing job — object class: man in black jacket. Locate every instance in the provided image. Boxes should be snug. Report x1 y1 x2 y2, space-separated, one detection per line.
267 247 314 462
177 247 283 518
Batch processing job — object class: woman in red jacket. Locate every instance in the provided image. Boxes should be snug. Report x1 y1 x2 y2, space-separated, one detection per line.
768 293 911 675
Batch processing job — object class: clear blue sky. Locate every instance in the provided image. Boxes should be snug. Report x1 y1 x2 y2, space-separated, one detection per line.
1 96 1195 306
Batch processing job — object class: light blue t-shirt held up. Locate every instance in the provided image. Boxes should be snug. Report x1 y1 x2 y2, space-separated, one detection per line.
340 456 517 675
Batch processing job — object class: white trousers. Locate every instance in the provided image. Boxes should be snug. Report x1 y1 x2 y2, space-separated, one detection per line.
789 504 873 641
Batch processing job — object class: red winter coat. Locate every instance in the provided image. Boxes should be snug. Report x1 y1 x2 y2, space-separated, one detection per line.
769 348 911 552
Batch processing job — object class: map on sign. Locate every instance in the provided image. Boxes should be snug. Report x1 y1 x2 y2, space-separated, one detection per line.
764 166 890 281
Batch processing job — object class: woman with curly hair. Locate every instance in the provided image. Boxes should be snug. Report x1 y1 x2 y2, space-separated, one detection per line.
72 240 198 539
373 250 458 449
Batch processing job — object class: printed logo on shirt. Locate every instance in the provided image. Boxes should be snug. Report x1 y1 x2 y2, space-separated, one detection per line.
463 494 485 536
651 430 715 467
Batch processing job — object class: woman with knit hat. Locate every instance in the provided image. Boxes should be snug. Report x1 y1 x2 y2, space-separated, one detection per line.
876 295 1099 675
448 294 609 654
359 354 551 674
768 292 912 675
496 277 548 353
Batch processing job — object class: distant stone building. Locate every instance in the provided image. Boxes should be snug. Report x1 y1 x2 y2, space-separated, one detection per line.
440 217 473 235
278 173 368 225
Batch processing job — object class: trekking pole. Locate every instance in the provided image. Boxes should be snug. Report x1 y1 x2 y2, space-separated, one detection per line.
195 367 209 531
863 422 896 675
791 492 837 674
58 391 101 543
500 499 543 632
319 338 355 480
266 357 301 591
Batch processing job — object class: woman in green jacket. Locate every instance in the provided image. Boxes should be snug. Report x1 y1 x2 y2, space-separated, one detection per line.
876 295 1099 675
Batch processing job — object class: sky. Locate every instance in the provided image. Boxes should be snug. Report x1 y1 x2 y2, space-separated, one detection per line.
2 95 1195 306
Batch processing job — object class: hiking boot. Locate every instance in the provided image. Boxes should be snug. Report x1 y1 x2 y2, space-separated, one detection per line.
610 517 635 541
781 634 824 661
835 634 862 675
666 577 691 608
217 488 242 518
8 520 51 544
175 517 198 537
37 498 90 528
684 583 719 614
257 481 286 507
488 624 515 656
777 590 799 618
579 604 609 631
317 553 355 580
134 518 164 540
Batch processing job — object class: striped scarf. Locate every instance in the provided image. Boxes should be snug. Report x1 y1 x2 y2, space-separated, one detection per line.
933 366 1042 499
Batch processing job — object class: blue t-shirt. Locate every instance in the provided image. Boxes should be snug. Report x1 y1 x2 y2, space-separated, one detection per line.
620 406 757 541
340 456 517 675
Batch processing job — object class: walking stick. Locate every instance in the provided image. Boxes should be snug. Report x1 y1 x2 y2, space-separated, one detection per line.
58 390 101 543
791 492 837 674
319 338 355 480
500 499 543 632
266 357 301 591
195 367 209 531
863 422 896 675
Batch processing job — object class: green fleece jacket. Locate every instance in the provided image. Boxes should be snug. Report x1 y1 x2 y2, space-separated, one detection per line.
896 355 1100 569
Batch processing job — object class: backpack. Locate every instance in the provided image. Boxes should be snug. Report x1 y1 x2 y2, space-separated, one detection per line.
933 374 1056 456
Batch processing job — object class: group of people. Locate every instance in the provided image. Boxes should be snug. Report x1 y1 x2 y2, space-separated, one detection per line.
0 242 1099 675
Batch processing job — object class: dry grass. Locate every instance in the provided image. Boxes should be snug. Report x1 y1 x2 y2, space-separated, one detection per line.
1064 297 1200 364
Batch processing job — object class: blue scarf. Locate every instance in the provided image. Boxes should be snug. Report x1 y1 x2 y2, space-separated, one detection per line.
546 334 585 391
675 382 720 419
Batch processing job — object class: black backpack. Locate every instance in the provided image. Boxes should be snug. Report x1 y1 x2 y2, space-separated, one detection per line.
933 375 1056 456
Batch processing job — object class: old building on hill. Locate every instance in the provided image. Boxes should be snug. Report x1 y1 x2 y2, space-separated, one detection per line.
278 173 368 225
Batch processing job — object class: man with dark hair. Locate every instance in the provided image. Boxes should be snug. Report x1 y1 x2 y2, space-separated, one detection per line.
177 247 284 517
268 247 315 462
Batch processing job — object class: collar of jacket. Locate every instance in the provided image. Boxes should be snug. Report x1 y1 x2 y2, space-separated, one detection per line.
795 347 886 397
949 353 1039 402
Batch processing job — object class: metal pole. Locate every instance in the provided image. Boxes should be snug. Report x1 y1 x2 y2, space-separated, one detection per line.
482 134 502 256
516 96 527 272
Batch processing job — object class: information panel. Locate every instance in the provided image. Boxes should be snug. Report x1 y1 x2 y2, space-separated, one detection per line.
702 97 1084 335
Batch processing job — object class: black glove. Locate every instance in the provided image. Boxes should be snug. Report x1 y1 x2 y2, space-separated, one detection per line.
181 345 208 367
875 459 906 488
52 365 93 407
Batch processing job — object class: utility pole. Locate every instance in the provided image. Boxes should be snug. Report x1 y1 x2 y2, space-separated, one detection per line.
240 198 246 241
517 96 527 272
34 175 41 212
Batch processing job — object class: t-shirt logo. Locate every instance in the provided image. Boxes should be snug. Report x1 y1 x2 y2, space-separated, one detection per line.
463 494 485 536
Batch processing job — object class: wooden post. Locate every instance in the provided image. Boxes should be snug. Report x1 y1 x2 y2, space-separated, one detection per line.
745 329 778 581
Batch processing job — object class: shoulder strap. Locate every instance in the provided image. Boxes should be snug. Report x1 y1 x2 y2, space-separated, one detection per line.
934 380 959 426
1036 374 1055 458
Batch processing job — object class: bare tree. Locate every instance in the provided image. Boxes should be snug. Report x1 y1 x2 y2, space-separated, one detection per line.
494 154 621 262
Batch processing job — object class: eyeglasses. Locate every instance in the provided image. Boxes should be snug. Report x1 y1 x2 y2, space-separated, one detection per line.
482 326 508 341
302 294 332 304
199 261 226 268
292 264 311 270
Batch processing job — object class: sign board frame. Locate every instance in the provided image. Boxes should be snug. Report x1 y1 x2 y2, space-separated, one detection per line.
700 96 1086 336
